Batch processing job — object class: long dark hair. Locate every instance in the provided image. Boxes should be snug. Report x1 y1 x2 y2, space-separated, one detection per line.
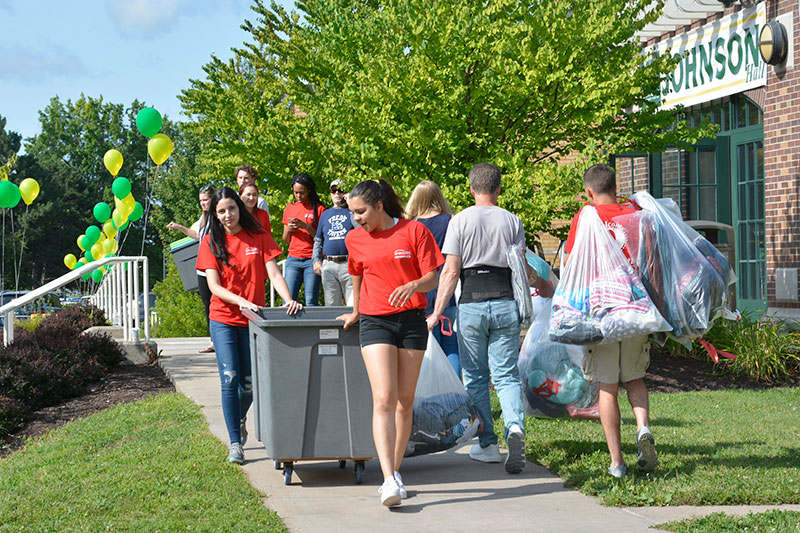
291 173 323 228
349 179 405 219
207 186 265 267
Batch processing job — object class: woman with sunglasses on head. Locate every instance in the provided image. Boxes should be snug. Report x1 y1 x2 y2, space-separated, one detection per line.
282 173 326 306
239 182 272 233
196 187 302 465
336 179 444 507
167 184 217 353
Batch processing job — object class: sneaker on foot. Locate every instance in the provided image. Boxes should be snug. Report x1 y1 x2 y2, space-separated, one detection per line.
378 477 402 507
394 471 408 499
240 417 248 447
636 426 658 473
228 442 244 464
608 463 628 478
469 443 502 463
504 424 526 474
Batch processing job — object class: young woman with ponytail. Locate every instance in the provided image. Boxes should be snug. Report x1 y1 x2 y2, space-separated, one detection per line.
196 187 302 465
337 179 444 507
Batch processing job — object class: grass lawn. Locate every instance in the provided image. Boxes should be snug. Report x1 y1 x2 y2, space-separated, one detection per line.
504 387 800 507
660 510 800 532
0 393 286 532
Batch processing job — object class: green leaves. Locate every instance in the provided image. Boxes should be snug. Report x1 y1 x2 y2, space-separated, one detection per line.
181 0 712 246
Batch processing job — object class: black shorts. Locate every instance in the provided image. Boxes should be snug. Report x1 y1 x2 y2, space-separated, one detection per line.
359 309 428 351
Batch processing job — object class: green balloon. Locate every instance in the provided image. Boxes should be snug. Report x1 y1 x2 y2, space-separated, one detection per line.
119 220 129 231
129 201 144 222
136 107 162 138
81 235 93 251
91 270 103 283
93 202 111 223
85 225 102 244
0 181 21 208
84 250 94 262
112 177 131 199
76 258 87 267
81 271 91 280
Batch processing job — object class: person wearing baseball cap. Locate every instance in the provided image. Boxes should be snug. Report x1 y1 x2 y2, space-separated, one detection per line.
312 179 355 305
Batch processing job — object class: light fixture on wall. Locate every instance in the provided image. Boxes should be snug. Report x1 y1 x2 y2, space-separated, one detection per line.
717 0 758 6
758 21 788 65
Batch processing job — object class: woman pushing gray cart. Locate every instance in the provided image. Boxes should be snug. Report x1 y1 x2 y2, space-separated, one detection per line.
243 306 376 485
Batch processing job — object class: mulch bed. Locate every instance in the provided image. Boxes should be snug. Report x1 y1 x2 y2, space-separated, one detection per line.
1 346 797 458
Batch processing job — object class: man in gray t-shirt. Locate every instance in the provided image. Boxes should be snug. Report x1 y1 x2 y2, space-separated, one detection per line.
428 163 552 475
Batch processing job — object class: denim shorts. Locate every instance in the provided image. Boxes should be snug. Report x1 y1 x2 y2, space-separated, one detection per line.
359 309 428 350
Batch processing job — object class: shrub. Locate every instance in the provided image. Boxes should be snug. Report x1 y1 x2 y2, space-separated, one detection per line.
152 256 208 337
689 313 800 383
0 305 123 438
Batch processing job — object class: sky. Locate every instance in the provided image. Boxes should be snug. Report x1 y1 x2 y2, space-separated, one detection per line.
0 0 294 145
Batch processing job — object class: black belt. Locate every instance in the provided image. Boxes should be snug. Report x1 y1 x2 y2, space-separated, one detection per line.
325 255 348 263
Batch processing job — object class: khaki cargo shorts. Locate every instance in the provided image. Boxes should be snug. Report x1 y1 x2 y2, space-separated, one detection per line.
581 335 650 384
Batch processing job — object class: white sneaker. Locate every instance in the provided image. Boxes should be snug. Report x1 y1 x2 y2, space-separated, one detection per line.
228 442 244 464
378 477 402 507
393 471 408 499
504 424 526 474
469 443 502 463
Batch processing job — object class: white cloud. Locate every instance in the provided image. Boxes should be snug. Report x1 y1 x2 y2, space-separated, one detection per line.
0 44 86 82
105 0 184 38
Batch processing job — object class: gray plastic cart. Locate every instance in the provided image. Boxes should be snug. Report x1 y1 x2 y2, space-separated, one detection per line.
168 237 199 292
243 306 375 485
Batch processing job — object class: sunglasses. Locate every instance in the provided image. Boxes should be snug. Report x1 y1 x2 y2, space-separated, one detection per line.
330 187 345 194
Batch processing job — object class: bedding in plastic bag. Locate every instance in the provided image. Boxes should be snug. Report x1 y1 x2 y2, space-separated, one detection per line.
614 192 738 341
405 334 481 457
549 206 670 345
520 298 598 419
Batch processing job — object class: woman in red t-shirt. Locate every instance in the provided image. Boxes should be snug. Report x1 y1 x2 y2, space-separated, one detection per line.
337 179 444 507
282 173 326 306
239 183 272 234
196 187 302 465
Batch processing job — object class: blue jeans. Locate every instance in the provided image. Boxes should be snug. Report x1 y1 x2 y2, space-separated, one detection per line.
209 320 252 444
457 299 524 448
284 256 321 306
426 305 461 379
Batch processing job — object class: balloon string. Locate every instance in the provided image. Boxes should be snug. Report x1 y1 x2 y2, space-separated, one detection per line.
1 208 5 294
16 204 28 291
9 208 18 292
140 162 158 256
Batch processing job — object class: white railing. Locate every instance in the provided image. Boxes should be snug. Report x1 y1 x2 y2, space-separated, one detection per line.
269 259 287 307
0 256 149 346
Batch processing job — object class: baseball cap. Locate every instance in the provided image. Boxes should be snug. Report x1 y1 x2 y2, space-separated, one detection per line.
330 179 344 191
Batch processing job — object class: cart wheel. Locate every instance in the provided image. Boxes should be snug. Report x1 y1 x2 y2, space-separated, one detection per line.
354 461 365 485
284 463 293 485
339 460 346 469
274 460 282 470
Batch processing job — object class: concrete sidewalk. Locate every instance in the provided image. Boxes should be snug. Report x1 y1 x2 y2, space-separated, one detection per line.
156 337 799 532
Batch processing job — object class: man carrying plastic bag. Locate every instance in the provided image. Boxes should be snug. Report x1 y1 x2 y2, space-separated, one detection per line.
555 164 668 479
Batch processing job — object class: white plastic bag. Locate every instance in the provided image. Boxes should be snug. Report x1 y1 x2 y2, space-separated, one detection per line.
507 243 533 328
405 334 481 457
549 206 670 345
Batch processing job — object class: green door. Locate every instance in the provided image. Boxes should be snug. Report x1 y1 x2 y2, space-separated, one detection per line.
729 128 766 315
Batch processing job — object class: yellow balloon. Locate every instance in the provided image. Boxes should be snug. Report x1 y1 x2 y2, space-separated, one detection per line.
91 243 103 260
103 149 124 176
103 238 116 255
19 178 40 205
64 253 77 270
120 193 135 217
112 209 125 229
77 234 86 251
103 220 117 239
147 134 173 165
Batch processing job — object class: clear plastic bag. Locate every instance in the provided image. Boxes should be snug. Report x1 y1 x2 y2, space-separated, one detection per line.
507 243 533 328
619 192 738 342
520 299 598 419
549 206 670 345
405 334 481 457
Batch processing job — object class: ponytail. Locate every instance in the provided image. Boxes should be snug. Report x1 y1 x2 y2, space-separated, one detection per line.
349 179 405 219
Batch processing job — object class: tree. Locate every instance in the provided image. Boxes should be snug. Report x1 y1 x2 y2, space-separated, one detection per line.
181 0 714 245
13 95 177 287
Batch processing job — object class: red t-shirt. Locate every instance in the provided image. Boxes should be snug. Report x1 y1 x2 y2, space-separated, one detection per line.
346 218 444 316
196 229 282 327
253 207 271 234
282 202 326 258
564 203 637 258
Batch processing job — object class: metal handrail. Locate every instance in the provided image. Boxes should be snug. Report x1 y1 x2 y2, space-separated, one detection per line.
1 256 149 346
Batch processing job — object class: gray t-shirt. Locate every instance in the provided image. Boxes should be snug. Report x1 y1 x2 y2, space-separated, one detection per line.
441 205 524 269
256 195 270 215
